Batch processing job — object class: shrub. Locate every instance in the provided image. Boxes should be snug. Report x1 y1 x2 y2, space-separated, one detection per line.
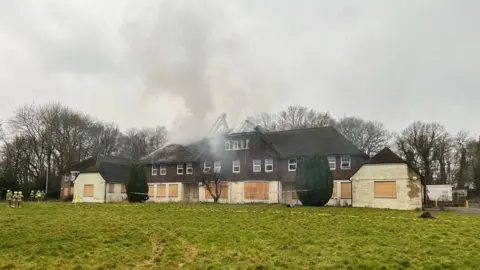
126 164 149 203
295 154 334 206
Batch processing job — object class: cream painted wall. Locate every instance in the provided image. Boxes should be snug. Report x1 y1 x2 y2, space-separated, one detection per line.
147 183 183 203
199 181 281 204
73 173 106 203
282 180 352 206
105 183 127 202
351 164 422 210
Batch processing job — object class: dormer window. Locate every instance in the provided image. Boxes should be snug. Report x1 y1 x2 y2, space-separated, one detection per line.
288 159 297 171
177 164 184 175
203 162 212 173
151 166 158 176
225 141 231 150
186 163 193 174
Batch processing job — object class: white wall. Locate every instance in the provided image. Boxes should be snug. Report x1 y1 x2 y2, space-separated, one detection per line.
105 183 127 202
199 181 281 204
352 164 422 210
73 173 106 203
426 185 453 201
326 180 352 206
147 183 183 203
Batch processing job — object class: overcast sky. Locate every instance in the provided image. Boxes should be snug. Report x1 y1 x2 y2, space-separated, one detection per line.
1 0 479 135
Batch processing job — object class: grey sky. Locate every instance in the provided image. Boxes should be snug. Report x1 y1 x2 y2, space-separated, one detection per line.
0 0 479 136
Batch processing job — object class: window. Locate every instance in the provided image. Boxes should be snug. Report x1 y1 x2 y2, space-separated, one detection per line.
186 163 193 174
169 184 179 197
233 140 239 150
328 156 336 170
203 162 212 173
205 183 229 199
240 140 244 149
233 160 240 173
160 165 167 175
253 159 261 172
265 159 273 172
83 184 94 197
244 182 269 200
332 182 337 198
340 182 352 199
69 171 80 181
374 181 397 198
214 161 221 173
177 164 184 175
63 187 71 196
341 156 351 169
288 159 297 171
225 141 231 150
121 184 126 193
151 166 158 176
108 183 115 193
158 184 166 197
245 139 250 149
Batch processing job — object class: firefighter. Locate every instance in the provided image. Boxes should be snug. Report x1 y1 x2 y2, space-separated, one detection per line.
12 191 18 208
17 191 23 208
30 190 35 201
6 190 12 207
41 190 45 201
36 190 41 202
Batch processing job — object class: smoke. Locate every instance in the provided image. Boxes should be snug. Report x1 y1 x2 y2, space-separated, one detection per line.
124 1 290 145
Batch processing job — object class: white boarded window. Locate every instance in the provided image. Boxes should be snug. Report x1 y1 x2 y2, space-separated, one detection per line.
214 161 221 173
186 163 193 174
160 165 167 175
177 164 184 175
203 162 212 173
328 156 336 170
253 159 261 172
233 160 240 173
341 156 351 169
151 166 158 176
288 159 297 171
225 141 231 150
265 159 273 172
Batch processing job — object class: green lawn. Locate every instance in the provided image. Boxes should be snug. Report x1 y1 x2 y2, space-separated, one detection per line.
1 203 479 270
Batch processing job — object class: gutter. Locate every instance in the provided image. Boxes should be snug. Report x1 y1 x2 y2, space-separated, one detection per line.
104 181 107 203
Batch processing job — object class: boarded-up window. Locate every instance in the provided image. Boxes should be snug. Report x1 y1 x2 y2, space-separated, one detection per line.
292 188 298 199
121 184 126 193
63 187 71 196
169 184 179 197
157 184 166 197
205 183 228 199
332 182 337 198
340 182 351 199
374 181 397 198
108 183 115 193
84 184 94 197
244 182 269 200
148 184 155 197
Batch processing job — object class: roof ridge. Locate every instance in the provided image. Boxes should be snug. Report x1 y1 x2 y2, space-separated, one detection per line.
265 126 333 134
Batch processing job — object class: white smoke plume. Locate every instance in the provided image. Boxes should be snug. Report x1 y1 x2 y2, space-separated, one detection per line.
125 1 290 145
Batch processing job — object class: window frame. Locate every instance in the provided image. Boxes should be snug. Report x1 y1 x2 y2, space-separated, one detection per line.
108 183 115 193
177 164 184 175
233 140 239 150
327 156 336 170
245 139 250 149
225 141 231 150
151 166 158 176
288 158 297 171
83 184 94 197
121 184 126 193
253 159 261 172
340 182 352 199
186 163 193 174
340 155 351 170
213 161 221 173
160 165 167 175
232 160 240 173
203 162 212 173
265 158 273 172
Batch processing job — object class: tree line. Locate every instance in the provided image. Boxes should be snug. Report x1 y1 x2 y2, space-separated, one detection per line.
1 102 479 197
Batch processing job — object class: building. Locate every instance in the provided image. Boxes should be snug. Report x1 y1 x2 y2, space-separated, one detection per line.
141 126 369 205
351 147 425 210
60 155 133 203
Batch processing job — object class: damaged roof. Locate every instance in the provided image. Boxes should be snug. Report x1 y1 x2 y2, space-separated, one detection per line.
264 126 367 158
64 155 134 184
140 138 210 164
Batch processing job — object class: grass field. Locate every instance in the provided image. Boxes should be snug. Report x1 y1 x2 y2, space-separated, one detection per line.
1 203 480 270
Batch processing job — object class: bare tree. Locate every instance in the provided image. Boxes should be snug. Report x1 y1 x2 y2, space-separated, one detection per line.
277 105 334 130
247 112 278 131
396 122 448 185
335 116 391 156
116 126 168 160
200 171 224 203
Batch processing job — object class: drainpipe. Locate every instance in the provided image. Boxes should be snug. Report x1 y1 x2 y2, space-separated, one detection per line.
104 181 107 203
350 178 353 206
